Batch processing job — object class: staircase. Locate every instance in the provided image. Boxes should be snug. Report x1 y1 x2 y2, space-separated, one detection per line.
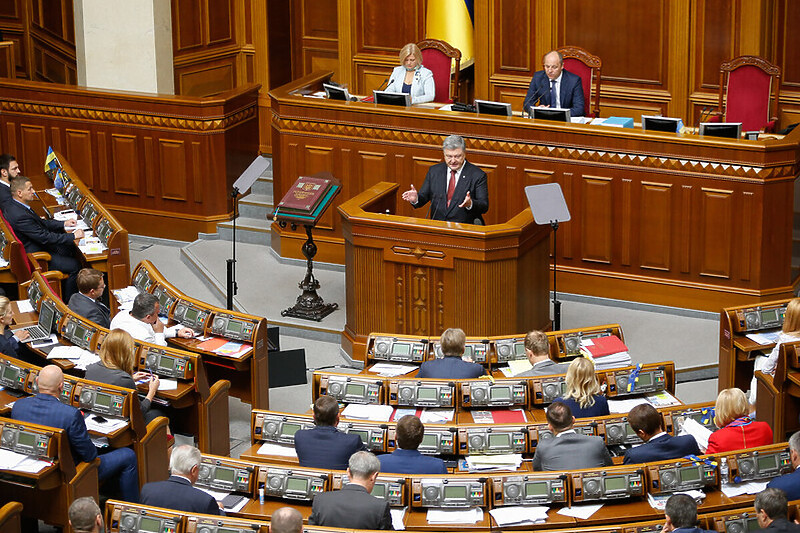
216 159 273 245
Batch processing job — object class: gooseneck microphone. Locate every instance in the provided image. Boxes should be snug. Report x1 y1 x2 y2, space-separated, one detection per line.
523 86 545 117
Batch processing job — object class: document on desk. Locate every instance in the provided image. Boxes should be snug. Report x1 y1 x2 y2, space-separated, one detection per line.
0 448 51 473
427 507 483 524
465 453 523 472
16 299 34 313
746 330 781 345
340 403 394 421
0 257 8 268
78 237 106 254
720 480 768 498
607 397 650 414
645 390 682 408
112 286 139 309
53 210 77 221
390 507 407 530
157 378 178 391
31 334 59 349
257 442 298 458
83 413 128 434
556 503 603 519
418 408 454 423
678 418 712 452
506 359 533 376
489 505 549 526
647 490 705 510
368 363 417 377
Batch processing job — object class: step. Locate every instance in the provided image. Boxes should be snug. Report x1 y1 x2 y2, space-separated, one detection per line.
218 216 272 245
249 175 273 196
239 193 273 219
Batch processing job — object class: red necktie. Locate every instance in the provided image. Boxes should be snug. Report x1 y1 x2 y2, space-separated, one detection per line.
446 169 456 207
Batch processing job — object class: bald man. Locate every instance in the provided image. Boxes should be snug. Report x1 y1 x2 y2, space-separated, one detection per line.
270 507 303 533
12 365 140 502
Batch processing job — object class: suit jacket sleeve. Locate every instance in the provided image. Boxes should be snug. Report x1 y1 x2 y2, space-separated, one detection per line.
68 408 99 463
308 499 320 525
531 446 543 471
379 500 394 530
565 72 585 118
412 68 435 104
599 440 613 466
11 206 74 248
205 497 222 515
468 166 489 217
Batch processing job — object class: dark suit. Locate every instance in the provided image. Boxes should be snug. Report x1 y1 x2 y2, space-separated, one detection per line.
516 359 569 377
532 430 613 471
140 475 221 515
671 528 715 533
523 69 585 118
413 161 488 224
309 484 393 530
3 199 81 299
378 448 447 475
0 327 20 357
417 355 485 379
553 395 610 418
294 425 366 470
754 518 800 533
767 467 800 501
623 433 700 465
11 393 139 501
0 182 11 211
69 292 110 329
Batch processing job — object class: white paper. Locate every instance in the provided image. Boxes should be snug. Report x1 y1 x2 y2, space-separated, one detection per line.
0 257 8 268
721 480 768 497
257 442 298 458
746 331 781 345
645 390 682 408
426 507 483 524
607 397 651 414
419 409 454 423
507 359 534 376
53 210 77 221
83 413 128 434
489 505 549 526
390 507 407 530
368 363 417 377
557 503 603 519
10 455 52 473
647 490 705 510
678 418 712 452
157 378 178 391
16 299 34 313
340 403 394 421
31 334 59 348
48 345 89 360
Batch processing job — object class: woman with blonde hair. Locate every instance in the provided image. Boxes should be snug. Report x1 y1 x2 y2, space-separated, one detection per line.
706 388 772 453
553 357 609 418
0 296 29 357
85 328 166 426
750 298 800 408
385 42 436 104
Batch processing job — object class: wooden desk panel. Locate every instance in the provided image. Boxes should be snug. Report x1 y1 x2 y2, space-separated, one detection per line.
270 72 800 312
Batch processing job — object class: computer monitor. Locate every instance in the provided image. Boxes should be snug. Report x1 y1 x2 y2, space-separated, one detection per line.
533 107 571 123
323 83 351 101
474 99 512 117
642 115 683 133
373 90 411 107
699 122 742 139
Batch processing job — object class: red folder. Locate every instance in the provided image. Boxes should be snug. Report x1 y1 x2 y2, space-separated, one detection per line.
582 335 628 358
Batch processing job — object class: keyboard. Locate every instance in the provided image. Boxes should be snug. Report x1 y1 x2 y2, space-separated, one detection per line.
18 324 51 342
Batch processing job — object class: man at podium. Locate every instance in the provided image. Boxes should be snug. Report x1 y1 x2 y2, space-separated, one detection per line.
402 135 488 224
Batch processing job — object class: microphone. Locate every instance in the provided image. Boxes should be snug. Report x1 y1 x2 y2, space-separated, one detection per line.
376 77 390 91
385 78 395 91
523 86 546 117
696 106 711 129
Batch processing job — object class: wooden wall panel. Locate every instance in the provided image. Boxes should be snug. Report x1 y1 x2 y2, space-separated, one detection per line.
19 125 46 167
207 0 233 45
356 2 423 53
357 151 390 191
580 176 613 264
639 182 673 271
158 139 188 201
111 135 140 196
698 188 734 278
64 129 93 187
497 0 532 73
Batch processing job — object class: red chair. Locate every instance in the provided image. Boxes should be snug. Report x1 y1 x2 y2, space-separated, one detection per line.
713 55 781 132
417 39 461 104
558 46 602 118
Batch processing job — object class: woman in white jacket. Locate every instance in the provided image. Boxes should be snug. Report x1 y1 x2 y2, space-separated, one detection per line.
749 297 800 410
386 43 436 104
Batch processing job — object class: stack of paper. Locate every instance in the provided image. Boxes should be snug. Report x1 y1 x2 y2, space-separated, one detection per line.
0 448 52 474
112 286 140 309
465 454 523 472
678 418 713 452
645 391 682 408
506 359 534 376
426 507 483 524
557 504 604 519
341 403 394 421
257 442 298 457
489 506 549 526
83 413 128 434
390 507 407 530
720 481 768 498
607 397 651 414
581 336 631 370
47 345 100 370
746 330 781 345
368 363 417 377
647 490 705 510
390 408 454 423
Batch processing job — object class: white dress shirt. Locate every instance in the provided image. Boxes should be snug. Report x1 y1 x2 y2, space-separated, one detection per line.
110 310 180 346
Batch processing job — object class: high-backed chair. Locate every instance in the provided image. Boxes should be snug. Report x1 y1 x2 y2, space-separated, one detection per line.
417 38 461 103
558 45 602 118
714 55 781 132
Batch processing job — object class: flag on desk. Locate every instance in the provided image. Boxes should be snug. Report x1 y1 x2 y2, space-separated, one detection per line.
44 146 60 174
426 0 474 66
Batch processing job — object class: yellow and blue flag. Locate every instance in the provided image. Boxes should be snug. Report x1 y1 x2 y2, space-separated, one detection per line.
44 146 60 173
425 0 474 66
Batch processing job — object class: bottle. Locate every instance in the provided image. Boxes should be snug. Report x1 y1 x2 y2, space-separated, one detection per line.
720 457 730 487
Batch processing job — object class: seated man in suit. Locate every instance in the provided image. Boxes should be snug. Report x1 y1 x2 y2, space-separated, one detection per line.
110 292 193 346
4 176 84 300
753 488 800 533
378 415 447 475
140 445 222 514
623 403 700 464
0 153 20 210
767 431 800 500
417 327 485 379
270 507 303 533
401 135 489 224
294 395 366 470
11 365 139 502
68 268 110 328
68 497 104 533
662 493 714 533
532 401 613 471
309 451 393 530
516 330 569 377
523 50 585 118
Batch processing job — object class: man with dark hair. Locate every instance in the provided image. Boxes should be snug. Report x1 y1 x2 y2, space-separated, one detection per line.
767 431 800 500
309 451 393 530
4 176 83 299
270 507 303 533
417 327 484 379
662 493 714 533
623 403 700 464
110 292 193 345
532 401 612 471
516 329 568 377
294 395 366 470
68 268 110 328
753 488 800 532
0 153 20 210
68 497 104 533
378 415 447 474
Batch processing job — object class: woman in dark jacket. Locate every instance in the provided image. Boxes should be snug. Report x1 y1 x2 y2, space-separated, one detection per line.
0 296 29 357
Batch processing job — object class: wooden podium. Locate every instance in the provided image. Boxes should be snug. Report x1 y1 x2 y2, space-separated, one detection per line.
339 182 551 361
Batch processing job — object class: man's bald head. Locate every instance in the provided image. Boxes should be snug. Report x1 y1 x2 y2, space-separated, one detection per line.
37 365 64 395
270 507 303 533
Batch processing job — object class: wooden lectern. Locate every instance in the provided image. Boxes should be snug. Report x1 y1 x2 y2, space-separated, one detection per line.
339 182 551 361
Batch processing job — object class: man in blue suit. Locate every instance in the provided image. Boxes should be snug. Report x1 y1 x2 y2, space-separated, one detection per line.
11 365 139 502
379 415 447 475
140 445 222 514
294 395 366 470
623 403 700 464
523 50 585 118
661 493 715 533
767 431 800 500
417 327 485 379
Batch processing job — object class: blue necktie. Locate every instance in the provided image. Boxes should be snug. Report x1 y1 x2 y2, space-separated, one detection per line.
550 79 557 108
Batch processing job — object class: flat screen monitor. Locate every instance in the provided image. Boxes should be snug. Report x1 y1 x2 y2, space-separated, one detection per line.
699 122 742 139
474 99 512 116
642 115 682 133
323 83 351 101
373 90 411 107
533 107 571 123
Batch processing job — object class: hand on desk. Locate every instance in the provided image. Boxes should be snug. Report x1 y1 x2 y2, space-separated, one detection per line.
401 184 418 204
176 327 195 339
13 329 30 342
69 228 85 240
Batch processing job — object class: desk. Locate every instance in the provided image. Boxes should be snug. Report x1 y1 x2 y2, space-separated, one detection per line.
271 71 800 312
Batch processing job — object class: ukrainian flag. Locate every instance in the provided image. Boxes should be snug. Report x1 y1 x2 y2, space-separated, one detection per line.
44 146 60 174
426 0 474 66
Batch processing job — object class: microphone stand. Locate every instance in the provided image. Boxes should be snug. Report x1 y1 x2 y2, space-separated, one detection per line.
226 186 239 310
551 219 562 331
